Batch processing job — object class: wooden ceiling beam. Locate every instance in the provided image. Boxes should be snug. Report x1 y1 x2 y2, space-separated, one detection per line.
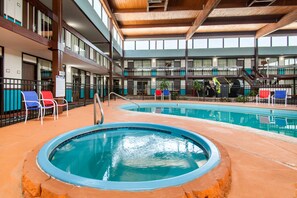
186 0 221 40
164 0 169 11
256 9 297 38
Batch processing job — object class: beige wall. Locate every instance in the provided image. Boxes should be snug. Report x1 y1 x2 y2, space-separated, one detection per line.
4 48 22 79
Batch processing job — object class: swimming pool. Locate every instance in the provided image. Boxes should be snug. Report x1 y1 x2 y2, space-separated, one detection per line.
37 122 220 191
122 103 297 138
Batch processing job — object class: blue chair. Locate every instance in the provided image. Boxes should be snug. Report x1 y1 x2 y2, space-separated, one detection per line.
21 91 56 125
272 90 287 106
162 89 171 100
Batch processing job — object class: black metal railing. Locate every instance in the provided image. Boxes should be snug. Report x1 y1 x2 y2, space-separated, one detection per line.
0 77 109 127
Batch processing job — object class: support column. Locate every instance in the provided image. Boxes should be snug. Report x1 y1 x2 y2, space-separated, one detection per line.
0 0 4 17
254 38 259 75
109 21 113 94
52 0 64 97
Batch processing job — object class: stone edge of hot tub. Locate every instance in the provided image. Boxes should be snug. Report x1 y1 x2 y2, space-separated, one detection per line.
22 139 231 198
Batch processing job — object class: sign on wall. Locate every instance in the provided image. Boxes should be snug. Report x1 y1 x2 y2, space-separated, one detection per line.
55 75 65 97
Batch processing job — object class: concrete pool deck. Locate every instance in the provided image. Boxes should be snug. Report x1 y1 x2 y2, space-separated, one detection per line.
0 100 297 197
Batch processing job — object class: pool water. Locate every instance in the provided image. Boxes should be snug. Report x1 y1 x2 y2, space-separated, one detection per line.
50 127 208 182
124 103 297 138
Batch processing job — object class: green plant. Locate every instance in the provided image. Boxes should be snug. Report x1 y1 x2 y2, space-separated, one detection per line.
193 80 203 97
160 79 170 90
249 90 258 97
235 95 248 102
171 92 179 100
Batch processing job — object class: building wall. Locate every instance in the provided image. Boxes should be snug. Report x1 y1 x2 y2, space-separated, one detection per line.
4 48 22 79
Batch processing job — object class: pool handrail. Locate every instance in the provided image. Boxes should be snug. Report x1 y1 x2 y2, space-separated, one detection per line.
108 92 140 108
94 93 104 125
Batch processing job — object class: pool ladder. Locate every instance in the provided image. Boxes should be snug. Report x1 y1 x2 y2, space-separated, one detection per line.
94 93 104 125
108 92 140 108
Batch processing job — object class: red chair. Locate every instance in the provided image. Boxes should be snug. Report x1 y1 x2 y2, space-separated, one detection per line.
256 89 270 105
154 89 162 100
40 91 68 119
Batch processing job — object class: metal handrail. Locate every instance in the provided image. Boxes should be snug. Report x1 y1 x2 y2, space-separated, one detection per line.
108 92 140 108
94 93 104 125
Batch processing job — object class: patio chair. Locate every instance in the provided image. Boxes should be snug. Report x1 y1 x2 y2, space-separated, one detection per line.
162 89 171 100
21 91 51 124
154 89 162 100
40 91 68 119
272 90 287 106
256 89 270 105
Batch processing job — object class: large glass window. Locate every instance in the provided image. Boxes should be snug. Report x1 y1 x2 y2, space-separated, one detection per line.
272 36 287 47
164 40 177 49
94 0 102 18
136 41 149 50
240 37 254 47
194 39 207 49
150 40 156 50
288 36 297 46
285 58 296 66
102 8 109 28
187 39 193 49
224 38 238 48
209 38 223 48
179 40 186 49
258 37 271 47
157 40 163 49
124 41 135 50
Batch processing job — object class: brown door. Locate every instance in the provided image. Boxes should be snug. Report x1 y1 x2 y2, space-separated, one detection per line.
73 76 80 102
0 56 3 113
128 80 133 95
22 62 37 91
85 75 90 99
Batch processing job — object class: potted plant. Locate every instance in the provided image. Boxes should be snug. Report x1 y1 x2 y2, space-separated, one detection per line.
193 80 203 97
159 79 170 90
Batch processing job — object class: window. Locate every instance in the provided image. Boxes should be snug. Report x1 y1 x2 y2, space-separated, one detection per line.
227 59 237 66
194 59 202 67
71 35 79 54
150 40 156 50
179 40 186 49
285 58 296 66
272 36 287 47
288 36 297 46
258 37 271 47
203 59 212 67
224 38 238 48
124 41 135 50
65 30 71 48
94 0 102 18
79 40 85 57
157 40 163 49
164 40 177 49
136 41 149 50
134 60 142 68
102 8 108 28
218 59 227 67
194 39 207 49
143 60 151 68
209 38 223 48
187 39 193 49
240 37 254 47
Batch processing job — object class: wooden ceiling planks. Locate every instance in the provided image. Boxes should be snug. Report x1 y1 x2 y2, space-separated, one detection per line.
256 9 297 38
210 6 297 17
106 0 297 38
196 23 268 33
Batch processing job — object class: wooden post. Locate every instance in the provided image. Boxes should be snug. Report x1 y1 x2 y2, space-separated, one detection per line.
52 0 64 113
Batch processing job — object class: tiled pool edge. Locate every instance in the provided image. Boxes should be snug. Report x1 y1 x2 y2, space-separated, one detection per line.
22 140 231 198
